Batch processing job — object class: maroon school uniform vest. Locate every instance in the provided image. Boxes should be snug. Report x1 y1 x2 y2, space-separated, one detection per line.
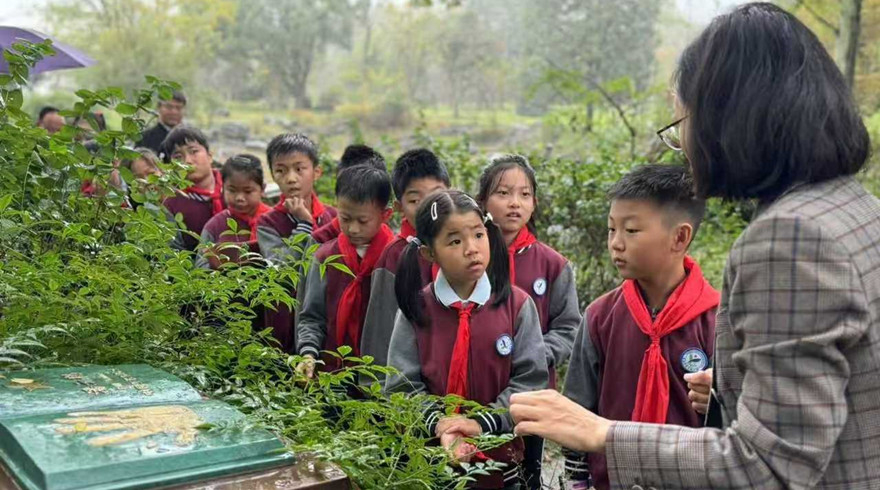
375 236 434 279
415 285 530 489
314 238 373 371
164 193 224 251
513 241 567 386
586 287 716 490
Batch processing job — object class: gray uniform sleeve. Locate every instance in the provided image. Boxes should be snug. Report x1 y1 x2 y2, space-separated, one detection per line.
383 310 428 395
482 296 549 434
543 262 581 369
384 310 446 436
295 256 328 358
257 219 314 266
193 227 217 270
361 267 398 368
562 313 600 482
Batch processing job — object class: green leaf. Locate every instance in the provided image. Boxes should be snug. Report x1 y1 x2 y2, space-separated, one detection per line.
0 194 13 212
7 89 22 109
115 102 138 115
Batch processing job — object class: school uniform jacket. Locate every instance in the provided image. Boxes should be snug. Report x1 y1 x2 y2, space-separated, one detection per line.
164 190 224 252
513 241 581 386
563 286 716 490
296 236 384 373
384 273 549 488
362 236 435 368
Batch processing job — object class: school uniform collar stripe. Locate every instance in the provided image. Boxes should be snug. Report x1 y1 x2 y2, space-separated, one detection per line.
433 270 491 307
514 243 534 255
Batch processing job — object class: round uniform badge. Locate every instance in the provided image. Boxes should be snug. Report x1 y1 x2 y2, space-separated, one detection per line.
495 334 514 357
533 278 547 296
680 348 709 373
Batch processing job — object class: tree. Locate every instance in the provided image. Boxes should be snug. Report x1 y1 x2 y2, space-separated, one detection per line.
44 0 235 93
226 0 355 109
789 0 866 88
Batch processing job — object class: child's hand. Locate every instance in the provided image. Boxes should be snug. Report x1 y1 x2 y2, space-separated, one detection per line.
284 196 312 223
439 430 477 463
684 368 713 414
436 416 482 438
295 355 316 379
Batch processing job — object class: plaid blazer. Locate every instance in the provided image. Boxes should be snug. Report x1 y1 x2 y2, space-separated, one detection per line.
604 176 880 490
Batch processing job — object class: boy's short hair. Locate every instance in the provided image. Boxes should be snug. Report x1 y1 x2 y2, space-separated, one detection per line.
339 144 386 172
608 164 706 237
266 133 318 169
391 148 451 201
38 106 59 121
160 125 210 163
221 153 264 187
160 91 187 106
335 165 391 208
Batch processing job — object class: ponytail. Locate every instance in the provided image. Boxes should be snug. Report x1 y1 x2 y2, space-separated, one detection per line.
484 215 511 307
395 239 427 326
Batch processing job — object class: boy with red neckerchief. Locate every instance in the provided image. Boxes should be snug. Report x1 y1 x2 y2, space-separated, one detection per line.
361 148 449 369
257 133 335 266
296 165 394 379
161 126 226 252
563 164 719 490
311 144 388 244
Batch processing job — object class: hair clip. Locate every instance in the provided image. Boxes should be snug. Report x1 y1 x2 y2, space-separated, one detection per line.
484 212 493 224
409 236 422 247
430 201 439 221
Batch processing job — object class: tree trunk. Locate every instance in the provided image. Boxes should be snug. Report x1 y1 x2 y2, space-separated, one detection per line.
836 0 862 88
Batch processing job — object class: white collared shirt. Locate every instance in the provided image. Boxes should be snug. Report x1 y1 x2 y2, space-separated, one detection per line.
433 270 492 307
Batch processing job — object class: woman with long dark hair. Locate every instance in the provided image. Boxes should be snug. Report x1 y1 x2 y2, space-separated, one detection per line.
509 3 879 488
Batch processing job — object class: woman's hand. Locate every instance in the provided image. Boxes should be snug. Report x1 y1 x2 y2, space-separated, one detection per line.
684 368 712 414
510 390 611 453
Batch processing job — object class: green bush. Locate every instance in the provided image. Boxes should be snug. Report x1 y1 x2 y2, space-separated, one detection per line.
0 41 512 489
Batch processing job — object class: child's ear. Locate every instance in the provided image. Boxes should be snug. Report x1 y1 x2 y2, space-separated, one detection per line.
314 164 323 180
381 207 393 221
419 245 435 263
392 200 402 214
672 223 694 253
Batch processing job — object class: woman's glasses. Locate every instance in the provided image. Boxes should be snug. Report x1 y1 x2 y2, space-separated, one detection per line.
657 116 687 151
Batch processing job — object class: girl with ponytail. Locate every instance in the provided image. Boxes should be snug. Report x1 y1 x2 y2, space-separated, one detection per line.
385 189 548 489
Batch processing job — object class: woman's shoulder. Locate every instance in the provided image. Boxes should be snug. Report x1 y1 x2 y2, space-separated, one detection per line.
750 176 880 247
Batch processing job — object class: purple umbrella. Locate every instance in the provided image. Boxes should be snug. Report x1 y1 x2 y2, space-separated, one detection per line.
0 26 95 75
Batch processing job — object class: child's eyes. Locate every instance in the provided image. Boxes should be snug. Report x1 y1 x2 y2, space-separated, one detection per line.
408 200 419 206
626 229 639 234
475 232 485 239
449 239 461 246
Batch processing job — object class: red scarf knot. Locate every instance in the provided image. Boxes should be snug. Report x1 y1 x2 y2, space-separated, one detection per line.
228 203 272 243
334 224 394 356
184 169 224 215
507 228 537 285
624 256 720 424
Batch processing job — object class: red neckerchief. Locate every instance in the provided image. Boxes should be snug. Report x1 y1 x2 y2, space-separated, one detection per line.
507 228 537 285
335 224 394 355
399 218 440 279
274 192 326 222
184 169 224 215
624 256 719 424
446 301 476 399
228 203 272 241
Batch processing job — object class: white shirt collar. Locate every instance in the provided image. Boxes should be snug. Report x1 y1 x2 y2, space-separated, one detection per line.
433 270 491 307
